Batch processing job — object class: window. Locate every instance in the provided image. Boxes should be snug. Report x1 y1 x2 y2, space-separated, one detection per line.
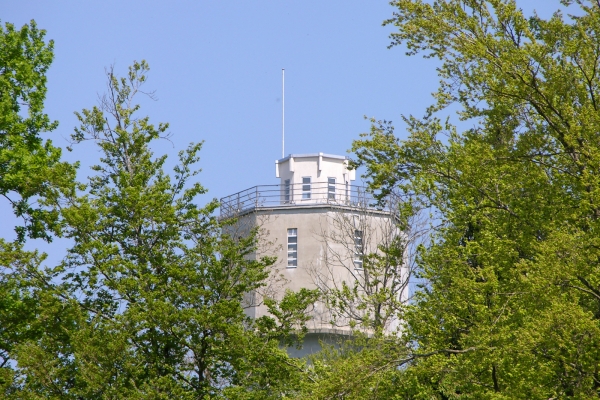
353 229 363 269
302 177 311 199
328 177 336 200
284 179 291 203
287 228 298 267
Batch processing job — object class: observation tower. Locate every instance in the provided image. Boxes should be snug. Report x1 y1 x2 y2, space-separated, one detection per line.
220 152 406 357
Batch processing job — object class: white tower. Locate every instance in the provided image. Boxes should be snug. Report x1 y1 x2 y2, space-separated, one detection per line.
220 153 406 357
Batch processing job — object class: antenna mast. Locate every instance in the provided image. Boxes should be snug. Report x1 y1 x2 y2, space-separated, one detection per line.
282 68 285 158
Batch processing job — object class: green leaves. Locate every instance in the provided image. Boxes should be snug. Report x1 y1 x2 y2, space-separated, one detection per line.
0 20 79 397
0 60 319 399
333 0 600 398
0 20 76 242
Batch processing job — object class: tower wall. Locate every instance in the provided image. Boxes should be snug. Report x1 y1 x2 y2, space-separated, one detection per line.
239 205 404 336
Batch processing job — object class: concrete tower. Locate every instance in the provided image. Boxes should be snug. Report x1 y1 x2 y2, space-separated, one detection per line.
220 153 406 357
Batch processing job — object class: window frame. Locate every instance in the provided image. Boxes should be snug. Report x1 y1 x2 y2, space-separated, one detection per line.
284 179 291 203
328 177 336 201
287 228 298 268
353 229 363 269
302 177 311 200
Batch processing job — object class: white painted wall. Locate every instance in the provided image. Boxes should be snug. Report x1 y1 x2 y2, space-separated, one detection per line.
275 153 356 205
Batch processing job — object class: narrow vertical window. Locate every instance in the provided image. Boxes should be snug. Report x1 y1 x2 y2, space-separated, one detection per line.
284 179 291 203
287 228 298 267
328 177 336 200
353 229 363 269
302 177 311 199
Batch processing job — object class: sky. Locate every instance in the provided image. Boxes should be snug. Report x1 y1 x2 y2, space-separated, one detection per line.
2 0 557 248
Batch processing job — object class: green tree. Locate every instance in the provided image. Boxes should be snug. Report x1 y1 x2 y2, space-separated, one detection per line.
10 61 314 399
0 20 75 394
310 197 414 334
336 0 600 398
0 20 75 241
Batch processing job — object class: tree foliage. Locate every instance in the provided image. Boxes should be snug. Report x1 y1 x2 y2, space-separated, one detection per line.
311 201 412 334
331 0 600 398
0 20 75 242
11 3 600 397
0 20 76 395
0 57 316 398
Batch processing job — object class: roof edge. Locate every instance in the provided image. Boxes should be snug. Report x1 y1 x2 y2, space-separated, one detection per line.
276 152 347 163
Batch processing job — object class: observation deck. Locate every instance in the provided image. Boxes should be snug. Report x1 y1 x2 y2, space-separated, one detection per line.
219 181 391 219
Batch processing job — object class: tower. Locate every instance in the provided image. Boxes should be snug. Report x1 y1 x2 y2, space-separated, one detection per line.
220 153 406 357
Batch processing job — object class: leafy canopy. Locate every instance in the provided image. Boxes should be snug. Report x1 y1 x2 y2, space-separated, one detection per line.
300 0 600 398
0 20 75 242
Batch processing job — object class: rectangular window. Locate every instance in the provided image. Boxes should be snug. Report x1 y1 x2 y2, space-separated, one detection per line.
284 179 291 203
328 177 336 200
302 177 311 199
353 229 363 269
287 228 298 267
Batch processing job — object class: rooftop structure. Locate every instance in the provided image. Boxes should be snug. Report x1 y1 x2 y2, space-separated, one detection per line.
220 153 391 219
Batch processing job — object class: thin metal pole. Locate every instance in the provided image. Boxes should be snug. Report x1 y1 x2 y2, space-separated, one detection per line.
282 68 285 159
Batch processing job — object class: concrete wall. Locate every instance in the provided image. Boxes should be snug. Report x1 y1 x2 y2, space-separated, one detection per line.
238 204 405 337
285 332 349 358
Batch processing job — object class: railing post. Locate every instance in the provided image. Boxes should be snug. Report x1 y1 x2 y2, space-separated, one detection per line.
255 186 258 207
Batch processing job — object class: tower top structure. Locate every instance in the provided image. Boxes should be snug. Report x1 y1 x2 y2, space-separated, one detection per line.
275 152 355 185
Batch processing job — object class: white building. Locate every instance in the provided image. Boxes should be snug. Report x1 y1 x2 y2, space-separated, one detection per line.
220 153 407 357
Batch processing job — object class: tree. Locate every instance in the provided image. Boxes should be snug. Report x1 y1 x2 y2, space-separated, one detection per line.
309 195 418 334
9 61 314 399
342 0 600 397
0 20 75 394
0 20 75 241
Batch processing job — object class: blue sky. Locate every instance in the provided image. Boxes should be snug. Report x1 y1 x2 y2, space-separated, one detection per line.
3 0 555 246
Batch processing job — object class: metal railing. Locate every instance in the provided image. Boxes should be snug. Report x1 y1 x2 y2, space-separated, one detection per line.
219 182 390 218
